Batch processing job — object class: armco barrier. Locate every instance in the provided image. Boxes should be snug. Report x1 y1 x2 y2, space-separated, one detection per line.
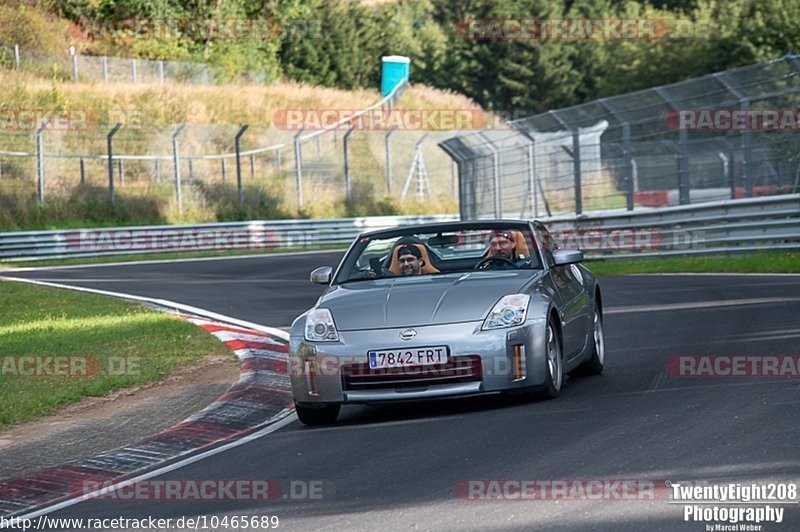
0 215 458 262
1 195 798 262
541 194 800 259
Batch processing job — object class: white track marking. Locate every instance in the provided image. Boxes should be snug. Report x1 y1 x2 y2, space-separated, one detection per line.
605 296 800 315
0 275 298 526
1 412 297 527
0 276 289 340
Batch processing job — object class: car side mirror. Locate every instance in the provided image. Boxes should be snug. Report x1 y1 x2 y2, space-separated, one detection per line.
310 266 333 284
553 249 584 266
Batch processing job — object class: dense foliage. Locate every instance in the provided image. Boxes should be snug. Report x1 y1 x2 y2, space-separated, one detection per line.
5 0 800 112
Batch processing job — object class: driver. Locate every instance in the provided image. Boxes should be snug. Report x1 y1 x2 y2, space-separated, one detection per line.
480 230 530 269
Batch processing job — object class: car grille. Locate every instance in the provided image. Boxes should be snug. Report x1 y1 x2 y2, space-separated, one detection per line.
341 355 483 391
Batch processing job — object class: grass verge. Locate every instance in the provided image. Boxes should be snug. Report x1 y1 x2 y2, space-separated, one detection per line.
587 252 800 276
0 280 232 430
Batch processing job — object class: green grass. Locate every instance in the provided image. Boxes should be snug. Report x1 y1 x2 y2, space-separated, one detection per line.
0 280 232 429
0 243 348 270
587 251 800 276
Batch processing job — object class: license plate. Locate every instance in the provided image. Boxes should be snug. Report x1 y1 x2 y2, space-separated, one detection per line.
368 346 449 369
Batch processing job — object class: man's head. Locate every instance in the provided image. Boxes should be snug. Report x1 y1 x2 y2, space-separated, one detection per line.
489 231 517 259
397 245 424 276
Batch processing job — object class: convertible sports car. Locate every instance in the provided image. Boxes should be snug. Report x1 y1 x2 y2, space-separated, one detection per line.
289 220 605 425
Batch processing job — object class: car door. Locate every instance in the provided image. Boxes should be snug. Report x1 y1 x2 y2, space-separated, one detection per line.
537 224 590 360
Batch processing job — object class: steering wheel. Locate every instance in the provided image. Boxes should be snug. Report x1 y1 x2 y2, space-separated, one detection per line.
474 255 516 270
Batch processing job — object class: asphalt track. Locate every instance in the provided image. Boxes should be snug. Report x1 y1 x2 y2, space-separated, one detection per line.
4 253 800 531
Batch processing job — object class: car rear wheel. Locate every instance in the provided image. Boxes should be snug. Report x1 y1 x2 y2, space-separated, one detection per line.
535 319 563 400
296 403 340 425
571 302 605 377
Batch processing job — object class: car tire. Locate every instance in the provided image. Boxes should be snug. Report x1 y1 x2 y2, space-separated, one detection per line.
535 318 563 400
296 403 341 425
570 302 605 377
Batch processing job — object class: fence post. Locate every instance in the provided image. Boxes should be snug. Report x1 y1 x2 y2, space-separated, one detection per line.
275 149 282 176
344 125 356 200
235 125 249 207
294 127 305 210
451 160 457 200
527 140 538 219
570 129 583 215
250 154 255 179
80 158 85 185
172 124 186 214
158 61 165 84
14 44 20 70
118 159 124 186
622 122 634 210
384 128 395 194
221 158 227 182
107 123 122 205
71 51 78 82
741 100 753 198
155 159 161 183
315 136 321 158
102 56 108 83
478 132 502 218
35 120 49 204
131 58 137 84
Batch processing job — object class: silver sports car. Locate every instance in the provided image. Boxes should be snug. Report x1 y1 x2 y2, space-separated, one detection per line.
289 220 605 425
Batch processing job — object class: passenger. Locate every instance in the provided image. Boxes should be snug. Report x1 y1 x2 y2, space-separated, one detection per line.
396 245 425 276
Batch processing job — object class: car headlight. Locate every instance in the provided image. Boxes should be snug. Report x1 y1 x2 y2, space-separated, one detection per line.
482 294 530 330
305 308 339 342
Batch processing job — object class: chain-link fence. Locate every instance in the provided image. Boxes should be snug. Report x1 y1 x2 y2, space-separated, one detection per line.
1 42 264 85
440 53 800 220
0 81 463 225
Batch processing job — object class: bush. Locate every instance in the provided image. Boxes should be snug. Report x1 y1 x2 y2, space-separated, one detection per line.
196 181 292 221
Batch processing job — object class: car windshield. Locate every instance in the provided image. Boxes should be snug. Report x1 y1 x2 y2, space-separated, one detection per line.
334 226 542 284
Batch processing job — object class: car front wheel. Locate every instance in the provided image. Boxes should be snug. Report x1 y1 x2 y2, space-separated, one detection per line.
536 319 563 400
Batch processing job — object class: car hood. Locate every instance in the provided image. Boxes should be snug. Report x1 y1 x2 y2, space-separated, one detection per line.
320 271 542 330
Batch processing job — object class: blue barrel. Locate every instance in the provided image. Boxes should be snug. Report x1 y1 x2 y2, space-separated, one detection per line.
381 56 411 97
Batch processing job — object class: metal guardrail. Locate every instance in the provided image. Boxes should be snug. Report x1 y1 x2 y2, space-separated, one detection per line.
0 195 797 263
0 215 459 262
542 194 800 260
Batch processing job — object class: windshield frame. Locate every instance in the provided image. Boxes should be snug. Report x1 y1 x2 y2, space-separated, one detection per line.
330 221 543 285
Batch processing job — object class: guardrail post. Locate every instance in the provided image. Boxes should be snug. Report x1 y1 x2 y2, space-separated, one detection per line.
221 158 227 182
36 119 48 204
235 124 249 207
102 56 108 83
172 124 186 213
294 127 305 210
344 124 356 200
14 44 20 70
131 58 137 84
107 122 122 205
384 128 395 194
80 158 85 185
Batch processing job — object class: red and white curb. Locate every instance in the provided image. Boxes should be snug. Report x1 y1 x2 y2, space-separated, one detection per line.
0 308 295 520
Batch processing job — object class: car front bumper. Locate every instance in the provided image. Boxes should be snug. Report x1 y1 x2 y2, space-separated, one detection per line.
289 318 549 405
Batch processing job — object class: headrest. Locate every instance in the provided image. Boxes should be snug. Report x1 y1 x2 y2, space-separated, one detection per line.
388 243 440 275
